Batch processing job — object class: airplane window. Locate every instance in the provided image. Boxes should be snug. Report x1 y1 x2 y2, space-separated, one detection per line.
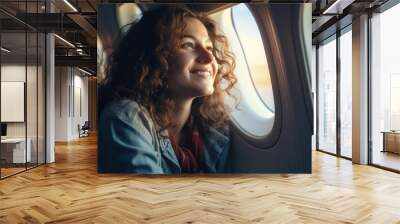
117 3 142 34
209 4 275 138
232 4 275 113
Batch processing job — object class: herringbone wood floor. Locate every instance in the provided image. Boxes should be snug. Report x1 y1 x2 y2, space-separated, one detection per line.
1 134 400 223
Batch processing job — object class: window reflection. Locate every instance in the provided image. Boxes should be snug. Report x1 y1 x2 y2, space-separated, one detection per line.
232 4 274 113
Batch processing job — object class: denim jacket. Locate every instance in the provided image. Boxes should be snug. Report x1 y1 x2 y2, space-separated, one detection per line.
98 99 230 174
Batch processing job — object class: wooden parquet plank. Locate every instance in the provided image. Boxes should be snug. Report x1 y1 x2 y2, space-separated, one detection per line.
1 134 400 223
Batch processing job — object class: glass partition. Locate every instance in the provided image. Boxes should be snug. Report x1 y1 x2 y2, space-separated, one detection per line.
1 30 28 177
0 1 46 179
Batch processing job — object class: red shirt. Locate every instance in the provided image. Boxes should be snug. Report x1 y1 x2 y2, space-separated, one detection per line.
168 123 205 173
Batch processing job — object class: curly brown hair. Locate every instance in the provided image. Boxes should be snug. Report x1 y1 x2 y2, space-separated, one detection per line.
99 5 236 133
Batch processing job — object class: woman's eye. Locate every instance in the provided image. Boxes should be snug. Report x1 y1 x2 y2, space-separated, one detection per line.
181 43 194 49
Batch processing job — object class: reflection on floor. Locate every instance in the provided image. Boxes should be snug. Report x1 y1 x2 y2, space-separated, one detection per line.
0 163 41 178
0 167 25 178
341 147 352 159
372 150 400 171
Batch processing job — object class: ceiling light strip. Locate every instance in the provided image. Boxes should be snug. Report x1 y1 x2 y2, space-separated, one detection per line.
63 0 78 12
322 0 355 15
78 67 93 76
54 34 75 48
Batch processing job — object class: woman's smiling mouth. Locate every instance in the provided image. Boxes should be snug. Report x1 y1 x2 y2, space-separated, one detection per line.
191 69 212 78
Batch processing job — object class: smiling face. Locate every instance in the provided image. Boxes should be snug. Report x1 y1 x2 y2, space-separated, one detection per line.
167 17 219 101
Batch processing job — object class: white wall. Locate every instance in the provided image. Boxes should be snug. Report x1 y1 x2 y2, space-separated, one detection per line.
55 66 70 141
1 63 46 164
1 64 26 81
1 65 37 137
75 71 89 138
55 67 89 141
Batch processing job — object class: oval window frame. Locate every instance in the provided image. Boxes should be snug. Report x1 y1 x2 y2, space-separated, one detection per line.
219 4 283 148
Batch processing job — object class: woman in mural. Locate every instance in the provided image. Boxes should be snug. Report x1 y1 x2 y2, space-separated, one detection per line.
98 5 237 174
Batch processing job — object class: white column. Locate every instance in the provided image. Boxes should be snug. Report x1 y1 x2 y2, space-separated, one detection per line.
46 1 55 163
352 14 369 164
55 67 74 141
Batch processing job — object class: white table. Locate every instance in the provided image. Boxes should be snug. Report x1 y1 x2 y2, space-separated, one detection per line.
1 138 31 163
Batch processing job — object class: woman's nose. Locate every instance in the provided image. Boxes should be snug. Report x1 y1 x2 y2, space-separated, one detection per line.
196 46 214 64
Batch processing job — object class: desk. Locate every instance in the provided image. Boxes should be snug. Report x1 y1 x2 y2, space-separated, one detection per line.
1 138 31 163
382 131 400 154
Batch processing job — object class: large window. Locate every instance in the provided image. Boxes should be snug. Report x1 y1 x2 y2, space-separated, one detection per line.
340 28 352 158
317 28 353 159
318 37 337 154
371 2 400 171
